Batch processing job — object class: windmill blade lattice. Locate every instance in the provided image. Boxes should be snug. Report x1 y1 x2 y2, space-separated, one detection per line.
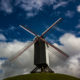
8 40 37 62
46 45 68 60
19 23 68 58
41 18 63 37
39 37 69 58
7 18 69 73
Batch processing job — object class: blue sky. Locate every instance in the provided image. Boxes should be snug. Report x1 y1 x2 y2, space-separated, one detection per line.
0 0 80 79
0 0 80 42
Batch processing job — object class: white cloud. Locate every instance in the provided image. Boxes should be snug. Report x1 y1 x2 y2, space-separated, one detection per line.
0 0 70 17
77 5 80 13
0 0 52 17
75 19 80 29
53 1 68 10
0 40 34 79
76 24 80 28
26 11 38 18
59 33 80 55
65 10 75 18
0 33 80 79
55 27 66 33
0 34 6 41
0 0 13 14
52 33 80 78
15 0 52 17
54 54 80 77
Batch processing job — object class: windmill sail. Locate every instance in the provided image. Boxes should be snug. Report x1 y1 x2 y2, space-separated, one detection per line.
5 18 69 73
47 45 68 60
8 41 36 62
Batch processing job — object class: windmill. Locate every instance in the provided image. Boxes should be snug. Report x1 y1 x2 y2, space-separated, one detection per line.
8 18 69 73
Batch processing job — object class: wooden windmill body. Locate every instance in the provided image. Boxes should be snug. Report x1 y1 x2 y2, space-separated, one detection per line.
33 38 51 73
34 38 47 66
9 18 69 73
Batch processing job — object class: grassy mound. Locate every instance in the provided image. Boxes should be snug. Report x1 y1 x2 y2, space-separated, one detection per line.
4 73 80 80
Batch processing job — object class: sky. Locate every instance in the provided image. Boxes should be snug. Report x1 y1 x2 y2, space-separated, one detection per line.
0 0 80 79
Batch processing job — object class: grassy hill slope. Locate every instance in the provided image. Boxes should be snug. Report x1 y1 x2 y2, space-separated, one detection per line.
4 73 80 80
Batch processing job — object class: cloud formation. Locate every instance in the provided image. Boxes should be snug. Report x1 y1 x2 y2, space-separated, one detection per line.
65 10 75 18
53 33 80 77
0 34 6 41
53 1 68 10
0 0 71 17
0 40 34 79
0 0 13 14
58 33 80 56
0 33 80 79
76 19 80 29
77 5 80 13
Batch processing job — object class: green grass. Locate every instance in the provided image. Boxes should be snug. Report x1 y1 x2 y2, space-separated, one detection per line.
4 73 80 80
